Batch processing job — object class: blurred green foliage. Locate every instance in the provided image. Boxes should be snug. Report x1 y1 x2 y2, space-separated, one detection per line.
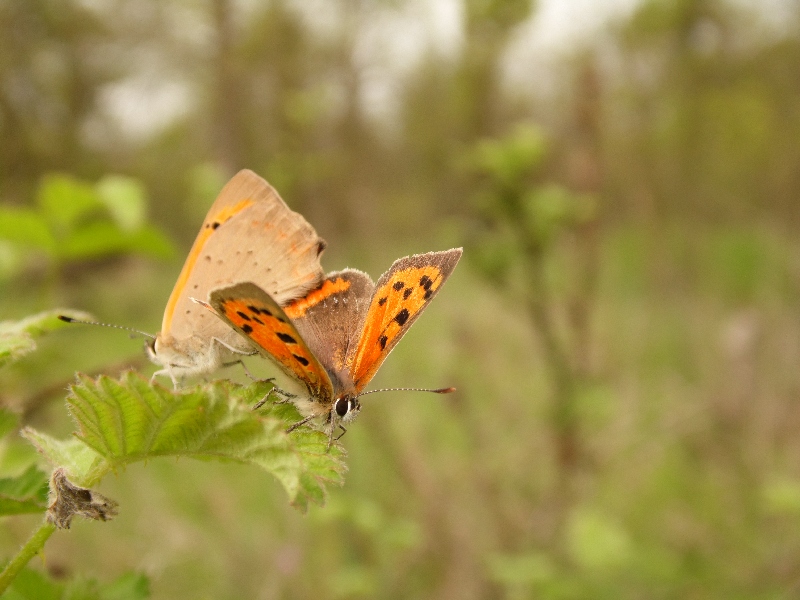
2 568 149 600
0 174 172 283
2 0 800 598
0 310 93 369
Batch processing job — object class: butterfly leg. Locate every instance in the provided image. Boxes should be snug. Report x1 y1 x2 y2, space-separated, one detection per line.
150 367 180 389
221 358 258 381
212 337 259 379
286 414 315 433
253 381 297 410
212 336 258 356
322 425 347 451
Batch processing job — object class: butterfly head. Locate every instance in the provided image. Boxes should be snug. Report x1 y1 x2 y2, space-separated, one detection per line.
331 395 361 425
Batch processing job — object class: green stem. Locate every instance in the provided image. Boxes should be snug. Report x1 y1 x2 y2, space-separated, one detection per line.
0 519 57 594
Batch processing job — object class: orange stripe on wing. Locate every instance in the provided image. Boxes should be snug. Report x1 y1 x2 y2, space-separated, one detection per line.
162 199 254 332
284 277 351 319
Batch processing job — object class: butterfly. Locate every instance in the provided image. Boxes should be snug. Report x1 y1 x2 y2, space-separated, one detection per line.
147 169 326 386
201 248 462 443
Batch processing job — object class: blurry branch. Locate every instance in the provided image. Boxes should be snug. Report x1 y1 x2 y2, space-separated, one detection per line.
211 0 244 172
463 122 598 506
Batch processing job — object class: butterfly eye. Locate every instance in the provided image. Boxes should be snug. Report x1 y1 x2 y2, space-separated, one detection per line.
334 398 350 418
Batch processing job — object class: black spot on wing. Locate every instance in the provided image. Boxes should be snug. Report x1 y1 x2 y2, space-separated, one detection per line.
379 335 388 350
236 311 251 321
241 324 253 334
394 308 410 326
403 288 413 299
419 275 432 289
393 281 404 291
424 289 433 300
211 222 220 230
293 354 309 366
249 305 271 316
277 332 297 344
378 296 387 307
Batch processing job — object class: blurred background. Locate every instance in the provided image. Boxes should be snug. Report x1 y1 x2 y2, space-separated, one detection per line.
2 0 800 597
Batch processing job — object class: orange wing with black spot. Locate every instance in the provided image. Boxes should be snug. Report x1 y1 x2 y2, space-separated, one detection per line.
286 270 375 392
208 282 334 403
347 248 462 393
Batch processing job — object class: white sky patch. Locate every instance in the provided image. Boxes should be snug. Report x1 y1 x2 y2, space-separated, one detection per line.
502 0 644 100
729 0 799 38
100 76 194 141
352 0 463 128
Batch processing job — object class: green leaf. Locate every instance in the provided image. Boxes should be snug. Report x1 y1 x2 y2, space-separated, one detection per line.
0 207 57 254
0 568 150 600
523 185 595 243
0 465 49 516
37 174 100 232
95 176 147 232
96 572 150 600
1 566 63 600
469 123 547 187
58 222 135 260
25 373 346 510
120 226 174 259
0 310 94 369
60 222 173 261
21 431 107 487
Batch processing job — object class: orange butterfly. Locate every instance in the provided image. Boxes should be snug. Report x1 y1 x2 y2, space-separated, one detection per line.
148 170 325 386
59 170 326 388
202 249 462 444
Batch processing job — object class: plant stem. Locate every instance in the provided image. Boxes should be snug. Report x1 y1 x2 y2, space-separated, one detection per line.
524 247 580 517
0 519 57 594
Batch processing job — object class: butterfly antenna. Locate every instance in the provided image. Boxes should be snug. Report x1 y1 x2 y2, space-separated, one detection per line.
359 386 456 397
57 315 156 340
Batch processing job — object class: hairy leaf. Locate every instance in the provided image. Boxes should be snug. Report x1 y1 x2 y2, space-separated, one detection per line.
21 431 107 487
25 373 346 511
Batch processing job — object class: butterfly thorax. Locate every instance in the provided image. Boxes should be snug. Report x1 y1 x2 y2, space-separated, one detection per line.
148 333 239 384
